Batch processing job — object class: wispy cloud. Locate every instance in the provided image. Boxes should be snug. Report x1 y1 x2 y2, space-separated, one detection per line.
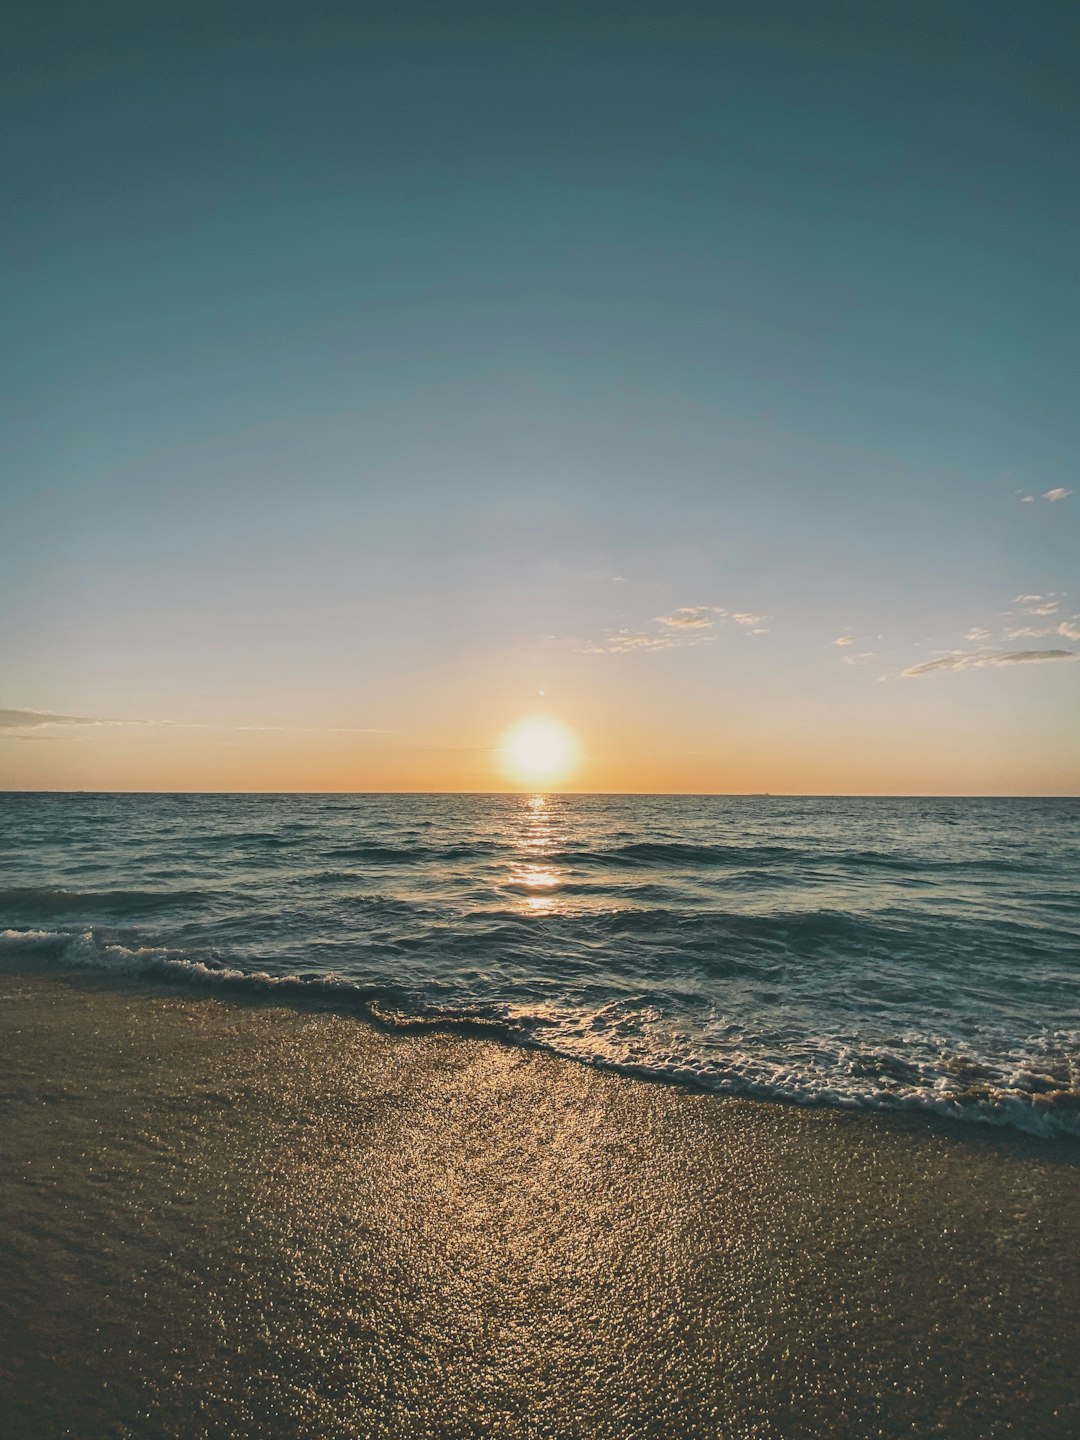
657 606 725 629
1018 489 1072 503
903 649 1076 677
832 635 855 647
1005 626 1053 640
583 630 691 654
943 592 1080 652
0 708 154 730
584 603 770 654
1014 594 1064 616
0 708 392 736
842 652 877 665
587 625 721 654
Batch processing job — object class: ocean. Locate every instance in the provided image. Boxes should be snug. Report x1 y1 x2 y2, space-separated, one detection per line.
2 792 1077 1138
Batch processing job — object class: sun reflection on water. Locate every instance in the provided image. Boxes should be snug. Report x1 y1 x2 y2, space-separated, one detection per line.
510 794 566 911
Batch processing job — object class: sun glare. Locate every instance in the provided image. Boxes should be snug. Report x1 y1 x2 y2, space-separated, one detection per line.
498 715 582 788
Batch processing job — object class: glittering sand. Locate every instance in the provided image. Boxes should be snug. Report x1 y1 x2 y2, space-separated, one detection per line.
1 971 1078 1439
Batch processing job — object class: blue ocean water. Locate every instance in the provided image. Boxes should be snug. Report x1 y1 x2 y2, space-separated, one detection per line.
2 793 1078 1137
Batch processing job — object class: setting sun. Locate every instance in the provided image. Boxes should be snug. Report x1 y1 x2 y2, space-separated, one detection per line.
497 715 583 788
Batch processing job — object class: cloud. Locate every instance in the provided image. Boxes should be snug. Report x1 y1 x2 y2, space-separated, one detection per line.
585 603 770 654
1013 596 1065 619
1020 495 1036 502
962 593 1075 646
833 635 854 647
594 630 692 654
0 708 141 729
903 649 1076 677
0 708 391 736
657 606 725 629
1042 488 1073 502
842 652 877 665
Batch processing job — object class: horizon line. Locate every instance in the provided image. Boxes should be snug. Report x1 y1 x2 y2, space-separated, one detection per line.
2 789 1078 800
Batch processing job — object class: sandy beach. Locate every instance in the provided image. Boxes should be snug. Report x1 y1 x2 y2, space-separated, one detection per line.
1 967 1078 1440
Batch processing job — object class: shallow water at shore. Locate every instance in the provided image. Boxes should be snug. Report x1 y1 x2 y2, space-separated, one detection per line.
2 792 1078 1135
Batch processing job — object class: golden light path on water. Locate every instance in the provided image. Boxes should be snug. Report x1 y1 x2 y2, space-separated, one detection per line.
507 793 563 912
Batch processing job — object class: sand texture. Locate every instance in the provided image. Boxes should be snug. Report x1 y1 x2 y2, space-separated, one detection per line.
1 969 1078 1439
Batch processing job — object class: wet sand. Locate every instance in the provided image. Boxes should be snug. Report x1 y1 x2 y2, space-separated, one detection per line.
1 969 1078 1439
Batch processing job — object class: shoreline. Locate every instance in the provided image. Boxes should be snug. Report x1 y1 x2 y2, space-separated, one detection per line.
5 946 1077 1143
2 968 1079 1438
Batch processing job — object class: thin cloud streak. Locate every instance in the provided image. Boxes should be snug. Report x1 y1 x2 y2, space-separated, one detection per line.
903 649 1076 677
0 708 158 730
0 708 392 735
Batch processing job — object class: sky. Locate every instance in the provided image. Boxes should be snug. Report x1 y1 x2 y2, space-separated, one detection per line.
2 0 1079 793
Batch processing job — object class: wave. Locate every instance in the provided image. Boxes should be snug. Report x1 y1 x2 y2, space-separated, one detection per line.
0 887 209 918
322 841 500 864
3 925 1076 1141
557 841 1048 875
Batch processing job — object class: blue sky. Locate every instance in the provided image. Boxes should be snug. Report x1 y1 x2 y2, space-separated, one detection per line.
2 1 1078 791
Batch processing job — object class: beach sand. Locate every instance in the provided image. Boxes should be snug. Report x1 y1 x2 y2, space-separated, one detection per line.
1 970 1078 1439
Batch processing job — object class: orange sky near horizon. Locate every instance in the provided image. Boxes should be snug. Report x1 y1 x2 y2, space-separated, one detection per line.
3 696 1077 796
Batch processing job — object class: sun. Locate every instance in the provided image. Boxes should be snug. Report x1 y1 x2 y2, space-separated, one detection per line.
498 715 583 788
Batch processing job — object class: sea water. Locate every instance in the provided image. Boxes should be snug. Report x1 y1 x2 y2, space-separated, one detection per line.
2 792 1077 1137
